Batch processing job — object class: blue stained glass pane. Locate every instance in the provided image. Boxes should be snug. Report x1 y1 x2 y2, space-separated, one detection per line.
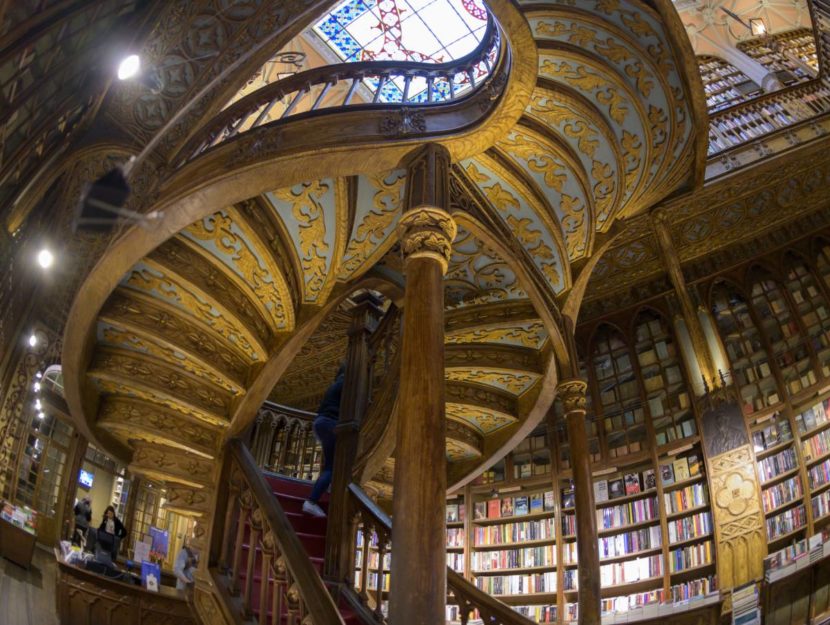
317 17 342 39
380 81 403 102
408 89 428 103
333 0 372 26
331 29 362 58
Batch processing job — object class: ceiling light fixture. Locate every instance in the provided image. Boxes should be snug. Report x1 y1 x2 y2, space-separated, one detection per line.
28 333 37 347
117 54 141 80
37 248 54 269
33 382 41 392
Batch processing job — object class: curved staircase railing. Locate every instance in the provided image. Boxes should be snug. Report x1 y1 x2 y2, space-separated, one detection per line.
174 16 504 166
216 438 345 624
249 402 319 479
345 482 537 625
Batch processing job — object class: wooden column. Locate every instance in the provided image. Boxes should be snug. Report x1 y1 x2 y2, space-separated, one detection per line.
389 143 456 625
325 290 383 581
559 378 600 625
651 208 718 389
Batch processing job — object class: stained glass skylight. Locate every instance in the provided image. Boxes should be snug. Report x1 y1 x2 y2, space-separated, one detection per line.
313 0 491 102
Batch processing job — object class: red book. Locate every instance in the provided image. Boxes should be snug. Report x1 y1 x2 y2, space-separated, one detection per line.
487 499 501 519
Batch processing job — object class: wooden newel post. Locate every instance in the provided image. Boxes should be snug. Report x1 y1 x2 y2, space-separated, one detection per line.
559 378 601 625
325 291 384 580
389 143 456 625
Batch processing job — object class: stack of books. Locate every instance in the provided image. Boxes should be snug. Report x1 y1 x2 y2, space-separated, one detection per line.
731 582 760 625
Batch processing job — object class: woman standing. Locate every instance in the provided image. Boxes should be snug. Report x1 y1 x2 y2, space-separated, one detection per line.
98 505 127 539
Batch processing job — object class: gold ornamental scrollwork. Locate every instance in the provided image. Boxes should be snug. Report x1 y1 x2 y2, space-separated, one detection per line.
398 207 457 274
557 378 588 415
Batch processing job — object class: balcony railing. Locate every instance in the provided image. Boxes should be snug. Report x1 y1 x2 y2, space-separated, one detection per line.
175 16 504 166
248 402 320 481
706 79 830 178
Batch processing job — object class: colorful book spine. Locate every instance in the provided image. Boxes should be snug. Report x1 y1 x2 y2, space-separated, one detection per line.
761 476 803 513
669 540 713 572
805 428 830 460
663 483 709 514
765 504 807 539
599 555 663 586
563 568 578 590
471 545 556 572
473 518 556 546
598 525 662 559
667 511 713 544
473 572 557 595
812 489 830 520
446 552 464 572
601 590 664 615
757 447 798 483
511 605 557 623
596 496 658 529
809 458 830 489
561 514 576 536
447 527 465 548
669 575 717 602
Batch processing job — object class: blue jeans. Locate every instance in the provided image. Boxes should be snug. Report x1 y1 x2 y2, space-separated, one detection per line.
309 416 337 503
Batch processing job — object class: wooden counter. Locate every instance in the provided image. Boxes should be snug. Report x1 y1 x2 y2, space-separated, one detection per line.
55 551 197 625
0 516 36 568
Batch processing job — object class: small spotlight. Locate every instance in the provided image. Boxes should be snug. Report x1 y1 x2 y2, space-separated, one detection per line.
117 54 141 80
35 372 43 379
28 333 37 347
38 412 46 420
33 382 41 392
37 248 54 268
34 399 42 410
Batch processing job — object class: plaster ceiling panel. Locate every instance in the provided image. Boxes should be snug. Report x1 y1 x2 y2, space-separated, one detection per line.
446 368 540 395
446 402 517 435
445 223 527 308
496 128 591 259
264 179 343 304
118 260 265 361
338 170 407 281
446 439 481 461
181 208 295 331
461 157 568 294
525 89 623 226
445 320 549 350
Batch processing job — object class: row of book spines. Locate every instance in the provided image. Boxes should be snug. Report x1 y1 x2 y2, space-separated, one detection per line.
447 527 464 541
471 546 556 571
510 605 557 622
597 498 659 529
473 572 557 595
663 484 709 514
599 526 662 559
601 590 664 614
447 553 464 572
809 458 830 489
670 576 717 603
658 454 702 486
766 504 807 539
668 541 714 573
473 492 554 520
473 519 555 546
761 476 803 512
812 489 830 519
804 428 830 459
667 512 712 544
445 503 465 523
758 447 799 482
794 397 830 434
600 555 663 586
752 420 793 451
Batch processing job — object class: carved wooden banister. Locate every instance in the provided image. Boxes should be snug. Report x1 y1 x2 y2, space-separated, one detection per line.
345 483 535 625
218 438 345 625
175 16 504 166
707 78 830 156
249 402 319 478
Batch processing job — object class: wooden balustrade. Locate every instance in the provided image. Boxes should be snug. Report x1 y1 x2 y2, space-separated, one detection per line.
345 483 536 625
249 403 319 479
175 18 503 166
708 80 830 156
215 438 345 625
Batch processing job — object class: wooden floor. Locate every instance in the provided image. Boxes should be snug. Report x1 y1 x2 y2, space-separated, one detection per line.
0 547 59 625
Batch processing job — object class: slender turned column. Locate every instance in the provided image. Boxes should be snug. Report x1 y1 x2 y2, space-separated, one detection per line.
651 208 717 388
389 143 456 625
325 291 383 581
559 378 600 625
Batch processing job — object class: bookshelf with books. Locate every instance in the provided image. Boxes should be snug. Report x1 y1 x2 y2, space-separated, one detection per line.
783 255 830 381
470 482 559 606
633 311 697 451
736 28 818 87
446 494 466 574
697 55 762 113
711 283 783 416
749 276 814 402
794 393 830 531
590 326 649 460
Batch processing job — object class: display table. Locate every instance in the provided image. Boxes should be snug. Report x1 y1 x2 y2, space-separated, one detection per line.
0 514 37 568
55 551 197 625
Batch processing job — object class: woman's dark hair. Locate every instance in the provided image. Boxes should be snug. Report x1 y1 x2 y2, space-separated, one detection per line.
104 505 116 517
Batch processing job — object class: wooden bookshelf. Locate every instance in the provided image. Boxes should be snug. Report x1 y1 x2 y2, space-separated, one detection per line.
697 54 761 113
736 28 818 86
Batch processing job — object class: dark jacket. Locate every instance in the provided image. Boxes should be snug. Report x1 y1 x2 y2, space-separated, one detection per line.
74 501 92 529
316 372 344 420
98 515 127 539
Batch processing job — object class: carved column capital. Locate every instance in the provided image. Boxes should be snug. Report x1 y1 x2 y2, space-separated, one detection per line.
398 207 457 274
650 205 670 227
557 378 588 415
